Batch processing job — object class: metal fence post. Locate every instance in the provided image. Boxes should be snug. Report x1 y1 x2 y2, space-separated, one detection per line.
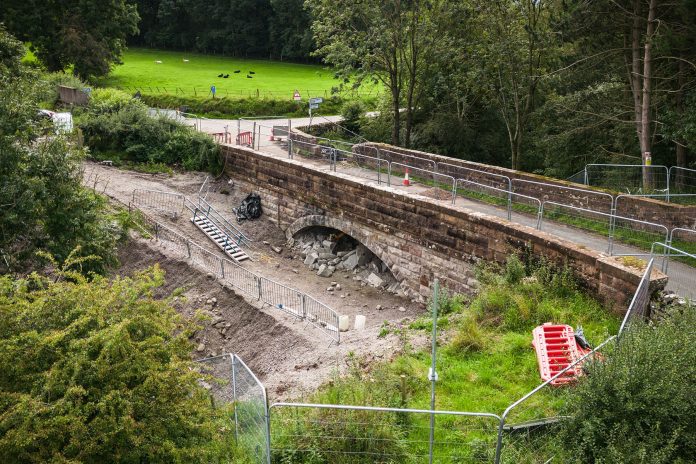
186 240 191 258
257 276 262 301
220 258 225 278
231 354 240 443
301 294 307 319
264 388 272 464
608 196 618 255
252 122 257 150
428 279 440 464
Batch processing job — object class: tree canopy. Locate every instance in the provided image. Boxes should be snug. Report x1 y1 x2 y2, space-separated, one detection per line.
0 0 139 78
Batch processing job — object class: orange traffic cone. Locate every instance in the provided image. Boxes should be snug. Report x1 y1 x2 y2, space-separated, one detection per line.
403 168 410 186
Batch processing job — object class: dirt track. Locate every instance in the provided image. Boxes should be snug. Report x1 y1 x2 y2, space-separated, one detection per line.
88 163 428 399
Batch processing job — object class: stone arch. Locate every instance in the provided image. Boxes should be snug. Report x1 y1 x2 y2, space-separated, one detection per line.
285 214 399 282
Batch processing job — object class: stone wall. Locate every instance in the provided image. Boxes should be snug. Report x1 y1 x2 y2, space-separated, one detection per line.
221 144 667 312
353 142 696 230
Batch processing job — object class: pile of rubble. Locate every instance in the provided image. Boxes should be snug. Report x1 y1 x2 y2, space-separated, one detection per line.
292 230 403 295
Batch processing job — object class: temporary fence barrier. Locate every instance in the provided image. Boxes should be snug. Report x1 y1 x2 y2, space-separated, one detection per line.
388 162 457 204
513 178 615 214
198 175 211 201
668 166 696 197
493 336 616 464
130 189 185 217
541 201 668 256
269 402 501 464
617 259 654 336
197 354 271 463
439 162 512 192
584 164 670 196
237 131 253 146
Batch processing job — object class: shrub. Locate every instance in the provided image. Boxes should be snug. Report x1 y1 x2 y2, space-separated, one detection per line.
79 96 221 173
0 266 235 462
560 308 696 463
450 313 487 353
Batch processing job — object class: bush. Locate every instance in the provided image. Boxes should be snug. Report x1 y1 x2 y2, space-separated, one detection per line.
0 266 236 462
79 94 221 172
560 309 696 463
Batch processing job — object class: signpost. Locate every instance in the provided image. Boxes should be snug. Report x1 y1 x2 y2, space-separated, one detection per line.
293 90 301 101
308 97 323 127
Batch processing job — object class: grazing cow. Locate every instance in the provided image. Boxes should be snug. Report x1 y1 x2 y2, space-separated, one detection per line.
233 70 241 73
247 75 253 78
223 74 229 78
249 71 256 74
155 60 162 64
217 73 223 77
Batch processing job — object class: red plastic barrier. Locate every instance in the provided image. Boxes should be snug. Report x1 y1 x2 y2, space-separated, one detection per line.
532 323 585 386
236 131 252 147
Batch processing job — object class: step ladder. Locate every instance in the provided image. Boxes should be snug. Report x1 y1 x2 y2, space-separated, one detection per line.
532 323 588 386
191 214 250 263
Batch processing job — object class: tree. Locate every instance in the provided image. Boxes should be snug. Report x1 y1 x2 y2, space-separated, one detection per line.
0 0 139 78
0 264 235 462
0 28 121 273
467 0 563 170
308 0 434 147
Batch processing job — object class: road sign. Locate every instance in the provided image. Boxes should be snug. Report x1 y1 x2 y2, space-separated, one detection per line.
309 97 323 104
293 90 301 101
309 103 319 110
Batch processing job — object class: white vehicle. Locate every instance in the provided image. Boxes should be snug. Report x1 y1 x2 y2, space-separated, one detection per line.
38 109 73 134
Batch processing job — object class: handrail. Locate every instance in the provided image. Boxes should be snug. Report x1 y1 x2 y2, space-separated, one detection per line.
189 196 254 248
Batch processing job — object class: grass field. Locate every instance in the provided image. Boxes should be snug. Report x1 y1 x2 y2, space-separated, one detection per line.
97 48 378 100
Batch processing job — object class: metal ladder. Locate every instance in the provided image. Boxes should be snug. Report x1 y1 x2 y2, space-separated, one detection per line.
191 211 250 262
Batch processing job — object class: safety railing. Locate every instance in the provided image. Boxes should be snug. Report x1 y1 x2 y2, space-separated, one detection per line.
187 196 254 248
456 178 543 229
197 354 271 463
654 229 696 273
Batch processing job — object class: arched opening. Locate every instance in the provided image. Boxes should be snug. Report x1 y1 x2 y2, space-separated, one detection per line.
290 225 401 294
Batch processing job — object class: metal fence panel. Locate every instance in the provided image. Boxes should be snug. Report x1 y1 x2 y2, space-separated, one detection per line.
512 178 614 214
189 241 224 277
494 337 616 464
669 166 696 196
585 164 669 194
131 189 185 216
197 354 270 464
222 259 259 298
618 259 654 335
259 278 304 319
270 403 500 464
540 202 614 253
389 162 456 203
304 295 341 343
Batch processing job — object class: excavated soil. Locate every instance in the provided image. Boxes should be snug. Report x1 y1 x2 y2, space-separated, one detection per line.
92 163 430 400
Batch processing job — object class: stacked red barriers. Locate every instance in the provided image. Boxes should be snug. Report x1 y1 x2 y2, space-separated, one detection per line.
532 323 591 386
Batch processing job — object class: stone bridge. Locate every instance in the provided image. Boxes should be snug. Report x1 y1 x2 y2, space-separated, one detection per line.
221 144 665 312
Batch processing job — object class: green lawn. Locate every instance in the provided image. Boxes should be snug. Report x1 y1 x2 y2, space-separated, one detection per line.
97 48 379 100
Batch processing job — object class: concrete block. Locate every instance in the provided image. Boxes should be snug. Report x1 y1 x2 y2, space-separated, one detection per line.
354 315 366 330
339 315 350 332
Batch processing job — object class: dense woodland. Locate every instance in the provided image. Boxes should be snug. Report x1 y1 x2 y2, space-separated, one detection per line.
1 0 695 176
